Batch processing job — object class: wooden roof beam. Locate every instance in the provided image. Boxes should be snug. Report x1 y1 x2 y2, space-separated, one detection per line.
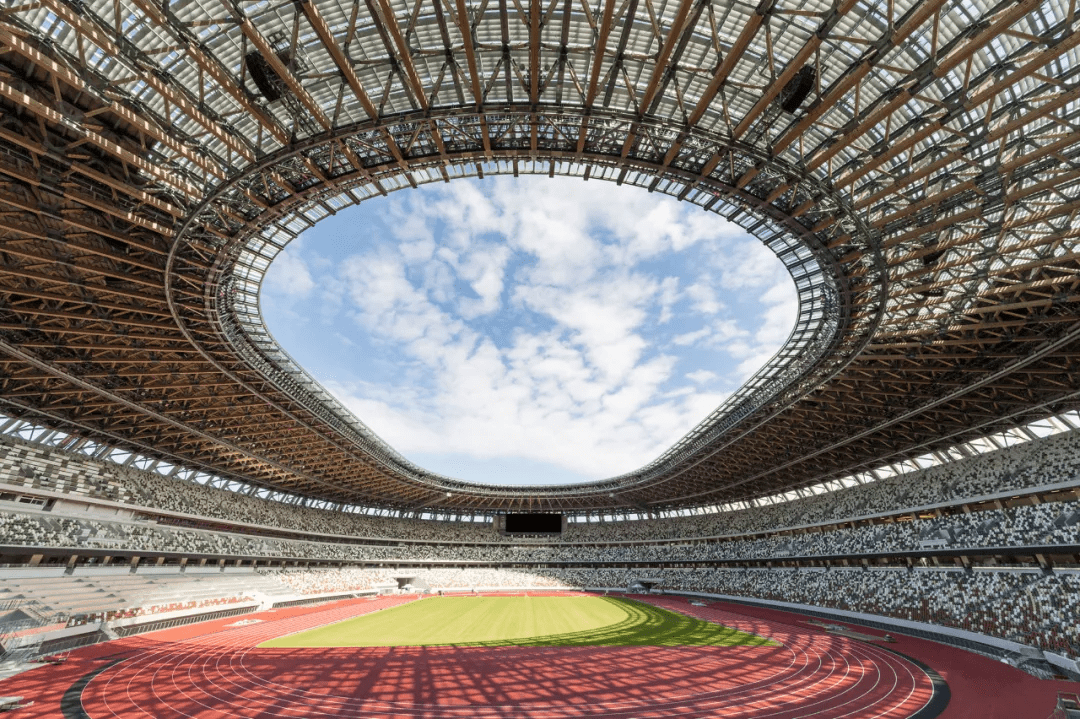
0 306 175 330
860 123 1080 217
221 0 332 132
0 124 180 217
125 0 291 147
771 0 967 155
0 288 172 319
370 0 429 112
37 0 257 165
356 0 441 168
0 77 201 200
687 0 774 128
299 0 379 120
730 0 862 139
0 156 177 235
805 0 1059 171
576 0 617 152
0 27 226 184
0 192 172 265
621 0 703 158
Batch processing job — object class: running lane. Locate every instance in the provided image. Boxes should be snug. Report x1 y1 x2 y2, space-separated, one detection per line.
71 594 937 719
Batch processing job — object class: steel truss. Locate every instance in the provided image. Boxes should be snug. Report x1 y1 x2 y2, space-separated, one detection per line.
0 0 1076 514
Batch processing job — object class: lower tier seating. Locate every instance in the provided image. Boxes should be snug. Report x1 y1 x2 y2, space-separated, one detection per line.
3 565 1077 662
309 565 1080 659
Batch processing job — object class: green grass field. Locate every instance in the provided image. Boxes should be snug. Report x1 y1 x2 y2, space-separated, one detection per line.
259 596 776 648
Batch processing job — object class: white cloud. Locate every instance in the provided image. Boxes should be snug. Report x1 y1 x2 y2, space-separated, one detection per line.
673 328 711 346
657 277 679 324
263 243 314 297
713 237 788 292
686 369 718 384
454 242 511 319
262 176 798 482
755 277 800 346
685 280 724 314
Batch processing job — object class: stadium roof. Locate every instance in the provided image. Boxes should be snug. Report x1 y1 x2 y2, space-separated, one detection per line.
0 0 1077 514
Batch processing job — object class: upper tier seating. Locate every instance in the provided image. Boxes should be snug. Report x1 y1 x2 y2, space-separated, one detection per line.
2 427 1079 545
2 494 1078 561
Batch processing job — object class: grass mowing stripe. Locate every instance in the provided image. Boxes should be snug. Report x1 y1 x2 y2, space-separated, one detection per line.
259 596 775 648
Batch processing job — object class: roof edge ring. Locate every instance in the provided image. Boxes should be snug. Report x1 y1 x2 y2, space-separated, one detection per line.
165 108 887 511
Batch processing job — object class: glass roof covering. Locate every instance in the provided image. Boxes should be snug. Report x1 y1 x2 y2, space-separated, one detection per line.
0 0 1077 511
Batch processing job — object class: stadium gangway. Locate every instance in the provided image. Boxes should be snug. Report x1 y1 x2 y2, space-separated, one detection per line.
1049 693 1080 719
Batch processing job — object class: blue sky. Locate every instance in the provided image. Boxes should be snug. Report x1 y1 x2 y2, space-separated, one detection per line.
260 177 796 486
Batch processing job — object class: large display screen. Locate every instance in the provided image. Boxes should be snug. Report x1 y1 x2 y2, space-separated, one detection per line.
503 513 563 534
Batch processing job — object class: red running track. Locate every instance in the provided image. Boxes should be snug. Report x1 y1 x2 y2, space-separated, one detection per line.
0 591 1067 712
0 592 1061 718
83 596 935 719
712 599 1080 719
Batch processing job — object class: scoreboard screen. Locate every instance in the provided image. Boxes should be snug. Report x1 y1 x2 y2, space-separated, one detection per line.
503 513 563 534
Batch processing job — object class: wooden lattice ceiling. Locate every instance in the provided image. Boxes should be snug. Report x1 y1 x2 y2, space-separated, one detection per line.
0 0 1077 513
